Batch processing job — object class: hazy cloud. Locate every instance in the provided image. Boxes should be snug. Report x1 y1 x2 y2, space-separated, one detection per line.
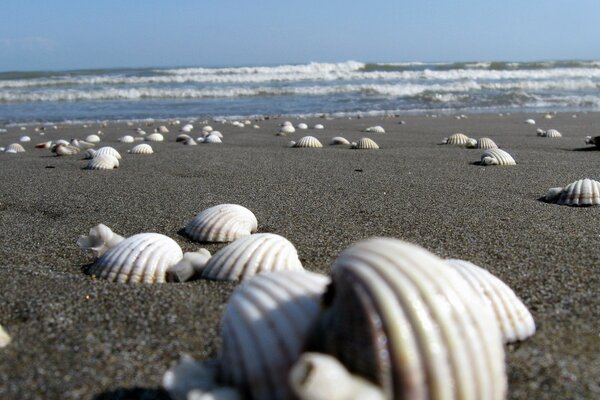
0 37 56 52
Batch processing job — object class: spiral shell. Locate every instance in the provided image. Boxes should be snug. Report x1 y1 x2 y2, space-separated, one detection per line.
219 271 330 399
5 143 25 153
314 238 506 400
94 146 122 159
466 137 498 149
290 136 323 148
364 125 385 133
442 133 470 145
480 149 516 166
119 135 135 143
86 154 119 170
128 144 154 154
85 134 101 143
201 233 304 281
544 178 600 206
185 204 258 243
330 136 351 145
445 259 536 343
146 133 164 142
85 233 184 283
351 138 379 149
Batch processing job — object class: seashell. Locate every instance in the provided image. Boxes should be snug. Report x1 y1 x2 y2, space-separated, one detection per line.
330 136 351 145
544 113 554 119
445 259 536 343
185 204 258 243
584 135 600 147
536 128 545 136
364 125 385 133
82 148 97 159
182 137 197 146
0 324 11 348
3 148 15 153
158 125 170 134
85 134 101 143
525 119 536 125
253 124 260 129
176 134 192 142
206 130 223 139
52 143 80 156
77 224 125 258
313 238 506 399
282 121 293 126
314 124 325 130
84 233 183 283
219 271 330 399
146 133 164 142
466 137 498 149
280 125 296 134
94 146 122 159
181 124 194 132
297 123 308 130
166 249 212 283
202 125 213 133
5 143 25 153
54 139 70 146
136 129 147 135
351 137 379 149
201 233 304 281
35 141 53 149
442 132 470 145
291 136 323 148
543 129 562 138
19 135 31 142
203 134 222 144
128 143 154 154
70 139 95 149
289 353 385 400
544 178 600 206
118 135 135 143
86 154 119 170
480 148 516 166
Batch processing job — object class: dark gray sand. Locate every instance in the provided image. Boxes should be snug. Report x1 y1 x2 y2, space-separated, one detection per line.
0 113 598 399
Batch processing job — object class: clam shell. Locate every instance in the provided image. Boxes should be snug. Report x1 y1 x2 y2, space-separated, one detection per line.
20 136 31 142
185 204 258 243
297 123 308 130
525 119 536 125
86 154 119 170
544 129 562 138
351 138 379 149
181 124 194 132
364 125 385 133
467 137 498 149
314 238 506 399
146 133 164 142
85 134 101 143
280 125 296 134
119 135 135 143
203 134 222 144
128 144 154 154
5 143 25 153
480 148 516 165
94 146 122 159
330 136 351 145
206 130 223 139
292 136 323 148
201 233 304 281
85 233 183 283
544 178 600 206
443 132 470 145
219 271 330 399
176 134 192 142
445 259 536 343
314 124 325 130
202 125 213 133
53 144 80 156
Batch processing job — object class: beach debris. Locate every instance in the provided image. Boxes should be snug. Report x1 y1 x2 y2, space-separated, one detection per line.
445 259 536 343
93 146 122 159
314 124 325 130
85 134 101 143
145 133 164 142
525 119 536 125
77 224 125 258
297 122 308 130
118 135 135 143
480 149 516 166
128 143 154 154
19 135 31 142
85 154 119 170
184 204 258 243
351 137 379 149
584 135 600 148
166 249 212 283
5 143 25 153
200 233 304 281
289 353 385 400
289 136 323 148
203 134 222 144
330 136 351 145
544 178 600 206
364 125 385 133
466 137 498 149
537 129 562 138
441 132 470 145
0 324 11 348
52 143 80 156
312 238 506 399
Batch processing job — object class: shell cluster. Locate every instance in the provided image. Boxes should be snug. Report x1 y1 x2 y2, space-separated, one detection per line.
544 178 600 206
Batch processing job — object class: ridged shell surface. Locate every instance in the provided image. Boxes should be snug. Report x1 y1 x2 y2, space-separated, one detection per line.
129 144 154 154
119 135 135 143
86 233 183 283
351 138 379 149
481 149 516 165
219 271 330 400
544 178 600 206
86 154 119 170
445 259 536 343
203 134 222 144
293 136 323 148
365 125 385 133
445 133 470 145
201 233 304 281
544 129 562 138
6 143 25 152
146 133 164 142
330 136 351 145
315 238 506 400
471 137 498 149
95 146 122 159
185 204 258 243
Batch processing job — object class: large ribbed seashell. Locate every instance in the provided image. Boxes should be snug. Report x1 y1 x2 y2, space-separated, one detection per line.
330 136 351 145
6 143 25 153
85 134 101 143
52 143 80 156
442 132 470 145
314 238 506 400
544 178 600 206
128 144 154 154
201 233 304 281
146 133 164 142
205 130 223 139
95 146 122 159
481 149 516 165
85 233 183 283
291 136 323 148
466 137 498 149
445 259 536 343
203 134 222 144
219 271 330 399
364 125 385 133
86 154 119 170
119 135 135 143
280 125 296 134
351 138 379 149
185 204 258 243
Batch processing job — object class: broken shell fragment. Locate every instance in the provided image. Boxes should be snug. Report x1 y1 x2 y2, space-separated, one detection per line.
351 138 379 149
0 324 11 348
480 148 516 166
584 135 600 147
544 178 600 206
77 224 125 258
184 204 258 243
52 143 80 156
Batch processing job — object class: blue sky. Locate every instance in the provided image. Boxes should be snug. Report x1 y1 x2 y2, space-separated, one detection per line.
0 0 598 71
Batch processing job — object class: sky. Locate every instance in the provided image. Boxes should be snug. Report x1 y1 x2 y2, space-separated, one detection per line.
0 0 599 71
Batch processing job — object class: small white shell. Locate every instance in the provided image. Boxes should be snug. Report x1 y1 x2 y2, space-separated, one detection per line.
543 129 562 138
351 137 379 149
364 125 385 133
5 143 25 153
544 178 600 206
158 125 170 133
94 146 122 159
52 144 80 156
176 134 192 142
297 123 308 130
128 144 154 154
292 136 323 148
314 124 325 129
85 233 184 283
330 136 351 145
181 124 194 132
203 134 222 144
445 259 536 343
85 134 101 143
166 249 212 283
442 133 470 145
220 271 330 399
185 204 258 243
208 131 223 139
202 125 213 133
71 139 95 149
118 135 135 143
466 137 498 149
183 137 197 146
54 139 70 146
19 136 31 142
86 154 119 170
201 233 304 281
0 324 11 348
146 133 164 142
481 149 516 166
525 119 536 125
280 125 296 134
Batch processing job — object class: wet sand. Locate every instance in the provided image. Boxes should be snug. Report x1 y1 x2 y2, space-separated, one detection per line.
0 113 598 399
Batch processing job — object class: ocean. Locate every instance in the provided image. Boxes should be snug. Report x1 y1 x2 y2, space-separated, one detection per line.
1 60 599 124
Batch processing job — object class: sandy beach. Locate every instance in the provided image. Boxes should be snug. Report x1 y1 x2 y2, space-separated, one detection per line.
0 113 598 399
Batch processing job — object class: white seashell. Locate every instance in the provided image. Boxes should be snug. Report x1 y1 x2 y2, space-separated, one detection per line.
525 119 536 125
52 143 80 156
35 140 53 149
136 129 147 135
315 238 506 399
203 134 222 144
0 324 11 348
185 204 258 243
158 125 170 134
94 146 122 159
19 136 31 142
3 148 14 153
442 132 470 145
536 128 545 136
119 135 135 143
289 353 385 400
280 125 296 134
313 124 325 129
183 137 197 146
544 113 553 119
146 133 164 142
292 136 323 148
330 136 351 145
85 134 101 143
128 143 154 154
253 124 260 129
466 137 498 149
544 178 600 206
5 143 25 153
543 128 562 138
445 259 536 343
480 148 516 165
351 137 379 149
364 125 385 133
54 139 70 146
220 271 330 399
166 249 212 282
196 137 206 143
77 224 125 258
181 124 194 132
282 120 293 126
243 120 251 125
201 233 304 281
86 154 119 170
71 139 95 149
82 148 97 159
176 134 192 142
202 125 213 133
584 135 600 147
84 233 183 283
297 123 308 130
207 130 223 139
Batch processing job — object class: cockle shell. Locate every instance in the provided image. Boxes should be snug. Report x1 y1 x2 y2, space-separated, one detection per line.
314 124 325 130
466 137 498 149
85 134 101 143
146 133 164 142
202 125 213 133
525 119 536 125
584 135 599 147
542 128 562 138
297 123 308 130
201 233 304 281
313 238 506 400
181 124 194 132
176 134 192 142
445 259 536 343
219 271 330 399
203 134 222 144
280 125 296 134
128 144 154 154
481 148 516 166
77 224 125 258
364 125 385 133
544 178 600 206
86 154 119 170
442 132 470 145
182 137 197 146
0 324 11 348
5 143 25 153
351 138 379 149
19 135 31 142
330 136 351 145
290 136 323 148
83 233 184 283
119 135 135 143
52 143 80 156
184 204 258 243
94 146 122 159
